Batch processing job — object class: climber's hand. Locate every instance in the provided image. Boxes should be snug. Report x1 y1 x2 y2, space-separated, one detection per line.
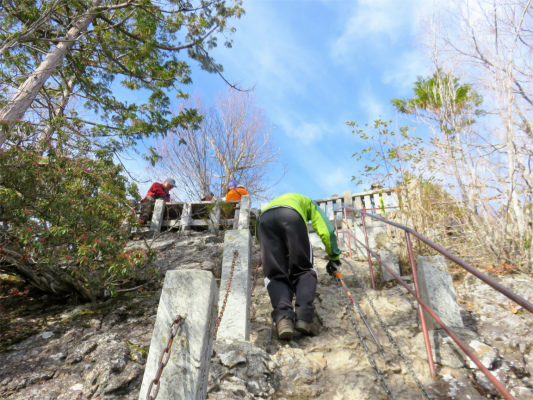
326 259 341 276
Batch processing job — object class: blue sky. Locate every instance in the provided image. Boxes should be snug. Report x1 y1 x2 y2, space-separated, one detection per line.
127 0 441 202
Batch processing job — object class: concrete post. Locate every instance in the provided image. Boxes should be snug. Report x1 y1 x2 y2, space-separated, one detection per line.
150 199 165 232
378 250 400 282
232 208 240 229
209 204 220 233
238 195 251 230
417 255 464 330
180 202 192 230
327 200 334 220
217 229 252 341
138 270 218 400
343 190 353 208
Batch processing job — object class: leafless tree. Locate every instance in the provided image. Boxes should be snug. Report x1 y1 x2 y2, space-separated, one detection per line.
412 0 533 269
149 89 283 201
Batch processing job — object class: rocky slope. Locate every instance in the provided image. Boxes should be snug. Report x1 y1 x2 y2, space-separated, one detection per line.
1 230 532 400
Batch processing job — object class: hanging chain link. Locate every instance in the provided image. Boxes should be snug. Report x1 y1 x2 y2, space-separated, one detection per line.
335 278 396 400
145 314 183 400
343 259 432 400
214 249 238 339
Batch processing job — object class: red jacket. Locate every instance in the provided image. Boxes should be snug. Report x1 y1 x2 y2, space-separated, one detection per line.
142 182 170 202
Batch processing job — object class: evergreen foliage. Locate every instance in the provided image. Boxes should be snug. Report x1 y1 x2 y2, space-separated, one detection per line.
0 0 244 298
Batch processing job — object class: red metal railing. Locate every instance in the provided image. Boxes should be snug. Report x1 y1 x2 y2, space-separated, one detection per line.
333 205 533 400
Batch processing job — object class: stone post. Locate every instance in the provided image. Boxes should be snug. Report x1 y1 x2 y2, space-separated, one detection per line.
217 229 252 341
417 255 464 330
378 250 400 282
138 270 218 400
343 190 353 208
180 202 192 230
208 204 220 233
150 199 165 232
238 195 251 230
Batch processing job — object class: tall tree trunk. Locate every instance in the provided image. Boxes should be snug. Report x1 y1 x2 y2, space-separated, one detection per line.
38 78 76 154
0 0 103 147
1 248 95 301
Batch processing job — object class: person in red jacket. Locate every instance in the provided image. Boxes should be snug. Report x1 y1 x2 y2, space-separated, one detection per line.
139 178 176 224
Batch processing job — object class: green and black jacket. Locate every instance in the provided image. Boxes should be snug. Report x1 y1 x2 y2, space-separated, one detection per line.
262 193 341 261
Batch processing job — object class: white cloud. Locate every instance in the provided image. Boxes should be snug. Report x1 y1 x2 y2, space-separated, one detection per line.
382 50 429 91
316 166 355 196
215 2 325 100
359 95 386 121
277 118 333 145
330 0 447 62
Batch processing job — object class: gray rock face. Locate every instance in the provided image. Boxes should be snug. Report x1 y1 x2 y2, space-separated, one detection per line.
410 328 498 370
0 293 157 400
2 230 533 400
417 255 464 330
208 341 280 399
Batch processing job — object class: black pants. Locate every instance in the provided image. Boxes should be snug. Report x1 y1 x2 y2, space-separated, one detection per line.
259 207 316 324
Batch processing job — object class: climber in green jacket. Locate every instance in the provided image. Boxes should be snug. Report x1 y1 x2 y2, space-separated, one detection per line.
259 193 342 340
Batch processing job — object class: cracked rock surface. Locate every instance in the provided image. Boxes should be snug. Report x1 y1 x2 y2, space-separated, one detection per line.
1 230 533 399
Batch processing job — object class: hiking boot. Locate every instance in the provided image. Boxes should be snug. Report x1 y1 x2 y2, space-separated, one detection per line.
295 319 320 336
276 317 294 340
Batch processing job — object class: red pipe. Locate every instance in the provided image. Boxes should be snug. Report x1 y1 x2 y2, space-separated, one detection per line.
345 228 516 400
343 206 533 315
342 207 353 259
360 214 376 289
406 231 436 379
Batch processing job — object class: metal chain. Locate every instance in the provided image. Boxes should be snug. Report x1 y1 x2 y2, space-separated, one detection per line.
146 314 183 400
343 259 432 400
335 278 396 400
214 250 238 339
